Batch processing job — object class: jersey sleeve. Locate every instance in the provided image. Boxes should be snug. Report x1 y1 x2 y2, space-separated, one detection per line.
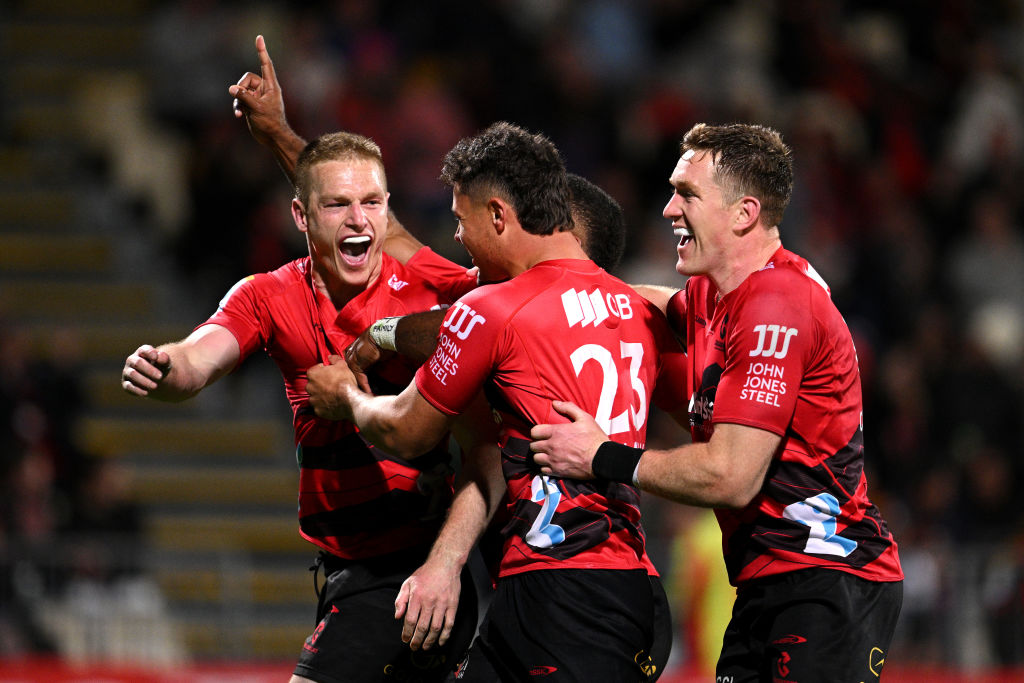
414 288 501 417
711 278 811 435
200 275 267 360
664 287 688 341
650 314 688 413
405 247 477 302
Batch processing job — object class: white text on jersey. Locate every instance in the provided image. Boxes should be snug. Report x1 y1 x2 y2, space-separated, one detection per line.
561 288 634 328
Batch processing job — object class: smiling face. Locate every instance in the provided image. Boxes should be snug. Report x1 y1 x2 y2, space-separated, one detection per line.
451 188 509 284
292 158 389 300
662 150 738 278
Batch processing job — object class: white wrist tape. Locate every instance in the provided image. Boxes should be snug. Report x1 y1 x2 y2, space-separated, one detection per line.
368 316 401 351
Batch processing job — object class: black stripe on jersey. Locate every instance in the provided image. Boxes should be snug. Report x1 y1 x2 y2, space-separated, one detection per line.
726 428 894 578
503 500 639 561
300 489 444 537
300 433 450 472
766 426 865 506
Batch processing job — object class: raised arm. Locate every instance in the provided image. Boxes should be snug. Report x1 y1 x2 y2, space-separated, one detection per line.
121 325 241 402
228 34 306 183
230 35 426 266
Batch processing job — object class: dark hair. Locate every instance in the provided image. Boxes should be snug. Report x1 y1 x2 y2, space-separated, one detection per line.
681 123 794 228
294 132 386 205
439 122 573 236
567 173 625 272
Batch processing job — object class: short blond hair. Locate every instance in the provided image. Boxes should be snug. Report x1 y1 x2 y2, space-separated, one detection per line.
294 132 387 205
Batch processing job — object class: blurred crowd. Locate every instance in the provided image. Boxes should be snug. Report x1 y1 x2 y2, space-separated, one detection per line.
0 326 145 655
4 0 1024 669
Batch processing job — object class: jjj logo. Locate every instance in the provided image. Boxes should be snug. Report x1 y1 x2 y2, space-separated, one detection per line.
443 300 486 340
561 287 634 327
749 323 798 359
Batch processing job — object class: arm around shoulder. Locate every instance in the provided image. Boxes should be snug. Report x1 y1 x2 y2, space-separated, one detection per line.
637 422 779 509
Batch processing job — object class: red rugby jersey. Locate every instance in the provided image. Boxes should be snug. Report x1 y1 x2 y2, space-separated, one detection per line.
203 254 462 560
415 258 687 577
667 247 903 585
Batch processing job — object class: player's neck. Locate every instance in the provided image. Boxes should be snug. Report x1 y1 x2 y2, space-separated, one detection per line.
711 233 782 296
311 263 381 311
520 230 589 273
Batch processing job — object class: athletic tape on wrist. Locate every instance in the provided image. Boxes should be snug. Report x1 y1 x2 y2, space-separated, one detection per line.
368 316 401 351
591 441 644 486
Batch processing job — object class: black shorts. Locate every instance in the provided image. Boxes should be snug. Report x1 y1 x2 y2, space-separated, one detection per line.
294 549 479 683
453 568 662 683
717 569 903 683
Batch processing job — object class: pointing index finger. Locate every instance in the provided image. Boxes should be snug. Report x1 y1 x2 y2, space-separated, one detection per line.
255 34 278 88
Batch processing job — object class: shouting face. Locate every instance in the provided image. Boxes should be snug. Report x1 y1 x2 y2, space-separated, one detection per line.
292 158 389 299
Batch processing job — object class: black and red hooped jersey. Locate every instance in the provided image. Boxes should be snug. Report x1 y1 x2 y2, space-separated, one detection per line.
415 258 687 578
667 247 903 585
203 254 465 560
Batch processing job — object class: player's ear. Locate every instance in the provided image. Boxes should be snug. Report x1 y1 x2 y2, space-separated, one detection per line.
488 198 507 234
291 197 309 233
734 196 761 234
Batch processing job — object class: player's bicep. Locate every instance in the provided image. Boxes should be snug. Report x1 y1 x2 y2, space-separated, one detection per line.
708 421 781 507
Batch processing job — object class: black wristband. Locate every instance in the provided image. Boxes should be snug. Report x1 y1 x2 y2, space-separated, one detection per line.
591 441 644 485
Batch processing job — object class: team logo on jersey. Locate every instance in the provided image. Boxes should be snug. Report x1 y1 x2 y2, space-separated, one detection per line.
560 287 633 327
689 363 722 437
443 300 486 340
749 324 798 359
387 273 408 291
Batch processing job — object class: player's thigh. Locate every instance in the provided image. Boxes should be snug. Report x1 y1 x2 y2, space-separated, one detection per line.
765 574 902 682
293 583 414 682
717 571 902 683
466 569 655 682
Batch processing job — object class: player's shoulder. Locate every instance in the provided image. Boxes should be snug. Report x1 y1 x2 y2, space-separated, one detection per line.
749 249 830 294
219 258 306 306
385 252 442 286
379 253 461 305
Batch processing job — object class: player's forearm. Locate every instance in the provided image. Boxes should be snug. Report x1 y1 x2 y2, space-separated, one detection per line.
637 440 763 509
394 310 446 365
425 463 497 572
146 344 222 402
265 126 306 186
348 389 447 460
629 284 680 315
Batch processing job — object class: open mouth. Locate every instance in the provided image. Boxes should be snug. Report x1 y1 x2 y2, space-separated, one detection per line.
339 235 371 265
673 226 693 248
